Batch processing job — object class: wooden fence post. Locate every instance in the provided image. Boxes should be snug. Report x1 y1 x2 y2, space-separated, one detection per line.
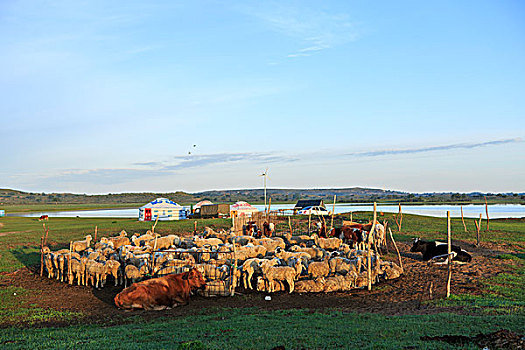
460 206 467 233
152 216 159 234
68 241 73 285
231 243 237 296
288 216 293 235
367 202 377 291
383 220 389 254
330 195 336 230
308 213 311 234
43 223 49 247
446 211 452 298
40 236 44 277
484 197 490 231
388 228 403 272
398 203 403 231
94 225 98 242
474 213 482 246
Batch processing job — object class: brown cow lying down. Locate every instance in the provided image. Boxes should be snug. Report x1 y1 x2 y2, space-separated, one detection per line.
114 268 206 310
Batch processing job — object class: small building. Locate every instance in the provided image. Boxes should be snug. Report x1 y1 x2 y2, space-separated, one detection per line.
294 199 325 210
193 200 213 213
139 198 187 221
230 201 258 217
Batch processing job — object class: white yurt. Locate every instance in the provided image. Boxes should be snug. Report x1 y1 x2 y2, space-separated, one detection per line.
139 198 187 221
230 201 258 217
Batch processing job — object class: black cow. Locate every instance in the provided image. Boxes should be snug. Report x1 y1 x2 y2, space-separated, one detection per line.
410 238 472 263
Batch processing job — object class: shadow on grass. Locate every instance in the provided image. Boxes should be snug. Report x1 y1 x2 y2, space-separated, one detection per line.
10 246 41 272
91 279 125 307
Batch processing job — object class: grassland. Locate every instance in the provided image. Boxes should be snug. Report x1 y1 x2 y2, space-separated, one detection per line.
0 209 523 349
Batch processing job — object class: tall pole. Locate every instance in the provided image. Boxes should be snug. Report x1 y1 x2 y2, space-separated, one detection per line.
264 174 267 215
446 211 452 298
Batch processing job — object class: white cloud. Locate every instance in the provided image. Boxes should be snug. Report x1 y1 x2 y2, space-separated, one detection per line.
240 3 359 58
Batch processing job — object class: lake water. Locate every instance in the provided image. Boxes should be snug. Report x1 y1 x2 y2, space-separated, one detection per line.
10 204 525 219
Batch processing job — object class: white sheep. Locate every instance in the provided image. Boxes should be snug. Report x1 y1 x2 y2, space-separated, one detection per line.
259 258 302 293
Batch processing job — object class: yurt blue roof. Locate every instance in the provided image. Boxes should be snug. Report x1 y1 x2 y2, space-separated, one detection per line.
140 198 182 209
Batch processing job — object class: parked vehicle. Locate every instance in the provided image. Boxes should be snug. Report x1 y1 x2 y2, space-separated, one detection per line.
298 206 330 216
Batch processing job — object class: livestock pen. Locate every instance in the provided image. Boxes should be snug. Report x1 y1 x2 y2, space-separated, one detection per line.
1 210 524 349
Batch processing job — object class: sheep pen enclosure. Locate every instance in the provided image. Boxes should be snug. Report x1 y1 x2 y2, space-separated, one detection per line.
37 213 404 298
1 211 523 349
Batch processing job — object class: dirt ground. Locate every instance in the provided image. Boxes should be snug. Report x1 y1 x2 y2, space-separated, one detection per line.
1 240 522 329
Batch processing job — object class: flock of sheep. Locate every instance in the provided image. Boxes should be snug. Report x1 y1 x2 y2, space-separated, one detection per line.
41 224 403 297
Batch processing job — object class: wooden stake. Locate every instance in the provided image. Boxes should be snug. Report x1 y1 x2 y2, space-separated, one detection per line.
388 228 403 272
308 213 311 234
40 236 44 277
68 241 73 285
383 220 389 254
288 216 293 235
231 243 237 296
398 203 403 232
367 202 377 291
94 225 98 242
43 223 49 247
446 211 452 298
267 197 272 218
429 281 434 300
194 220 197 235
475 213 482 246
330 195 336 230
152 216 159 234
484 196 490 231
460 206 467 233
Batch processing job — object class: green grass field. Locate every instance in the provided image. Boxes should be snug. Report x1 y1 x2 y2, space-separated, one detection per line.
0 209 523 349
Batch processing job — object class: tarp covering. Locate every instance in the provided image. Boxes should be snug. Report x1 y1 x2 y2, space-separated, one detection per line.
194 200 213 209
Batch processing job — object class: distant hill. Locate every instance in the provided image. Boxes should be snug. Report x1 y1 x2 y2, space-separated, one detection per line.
0 188 523 206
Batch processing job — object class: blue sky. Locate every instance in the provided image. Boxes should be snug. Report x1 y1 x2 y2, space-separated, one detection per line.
0 0 524 194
